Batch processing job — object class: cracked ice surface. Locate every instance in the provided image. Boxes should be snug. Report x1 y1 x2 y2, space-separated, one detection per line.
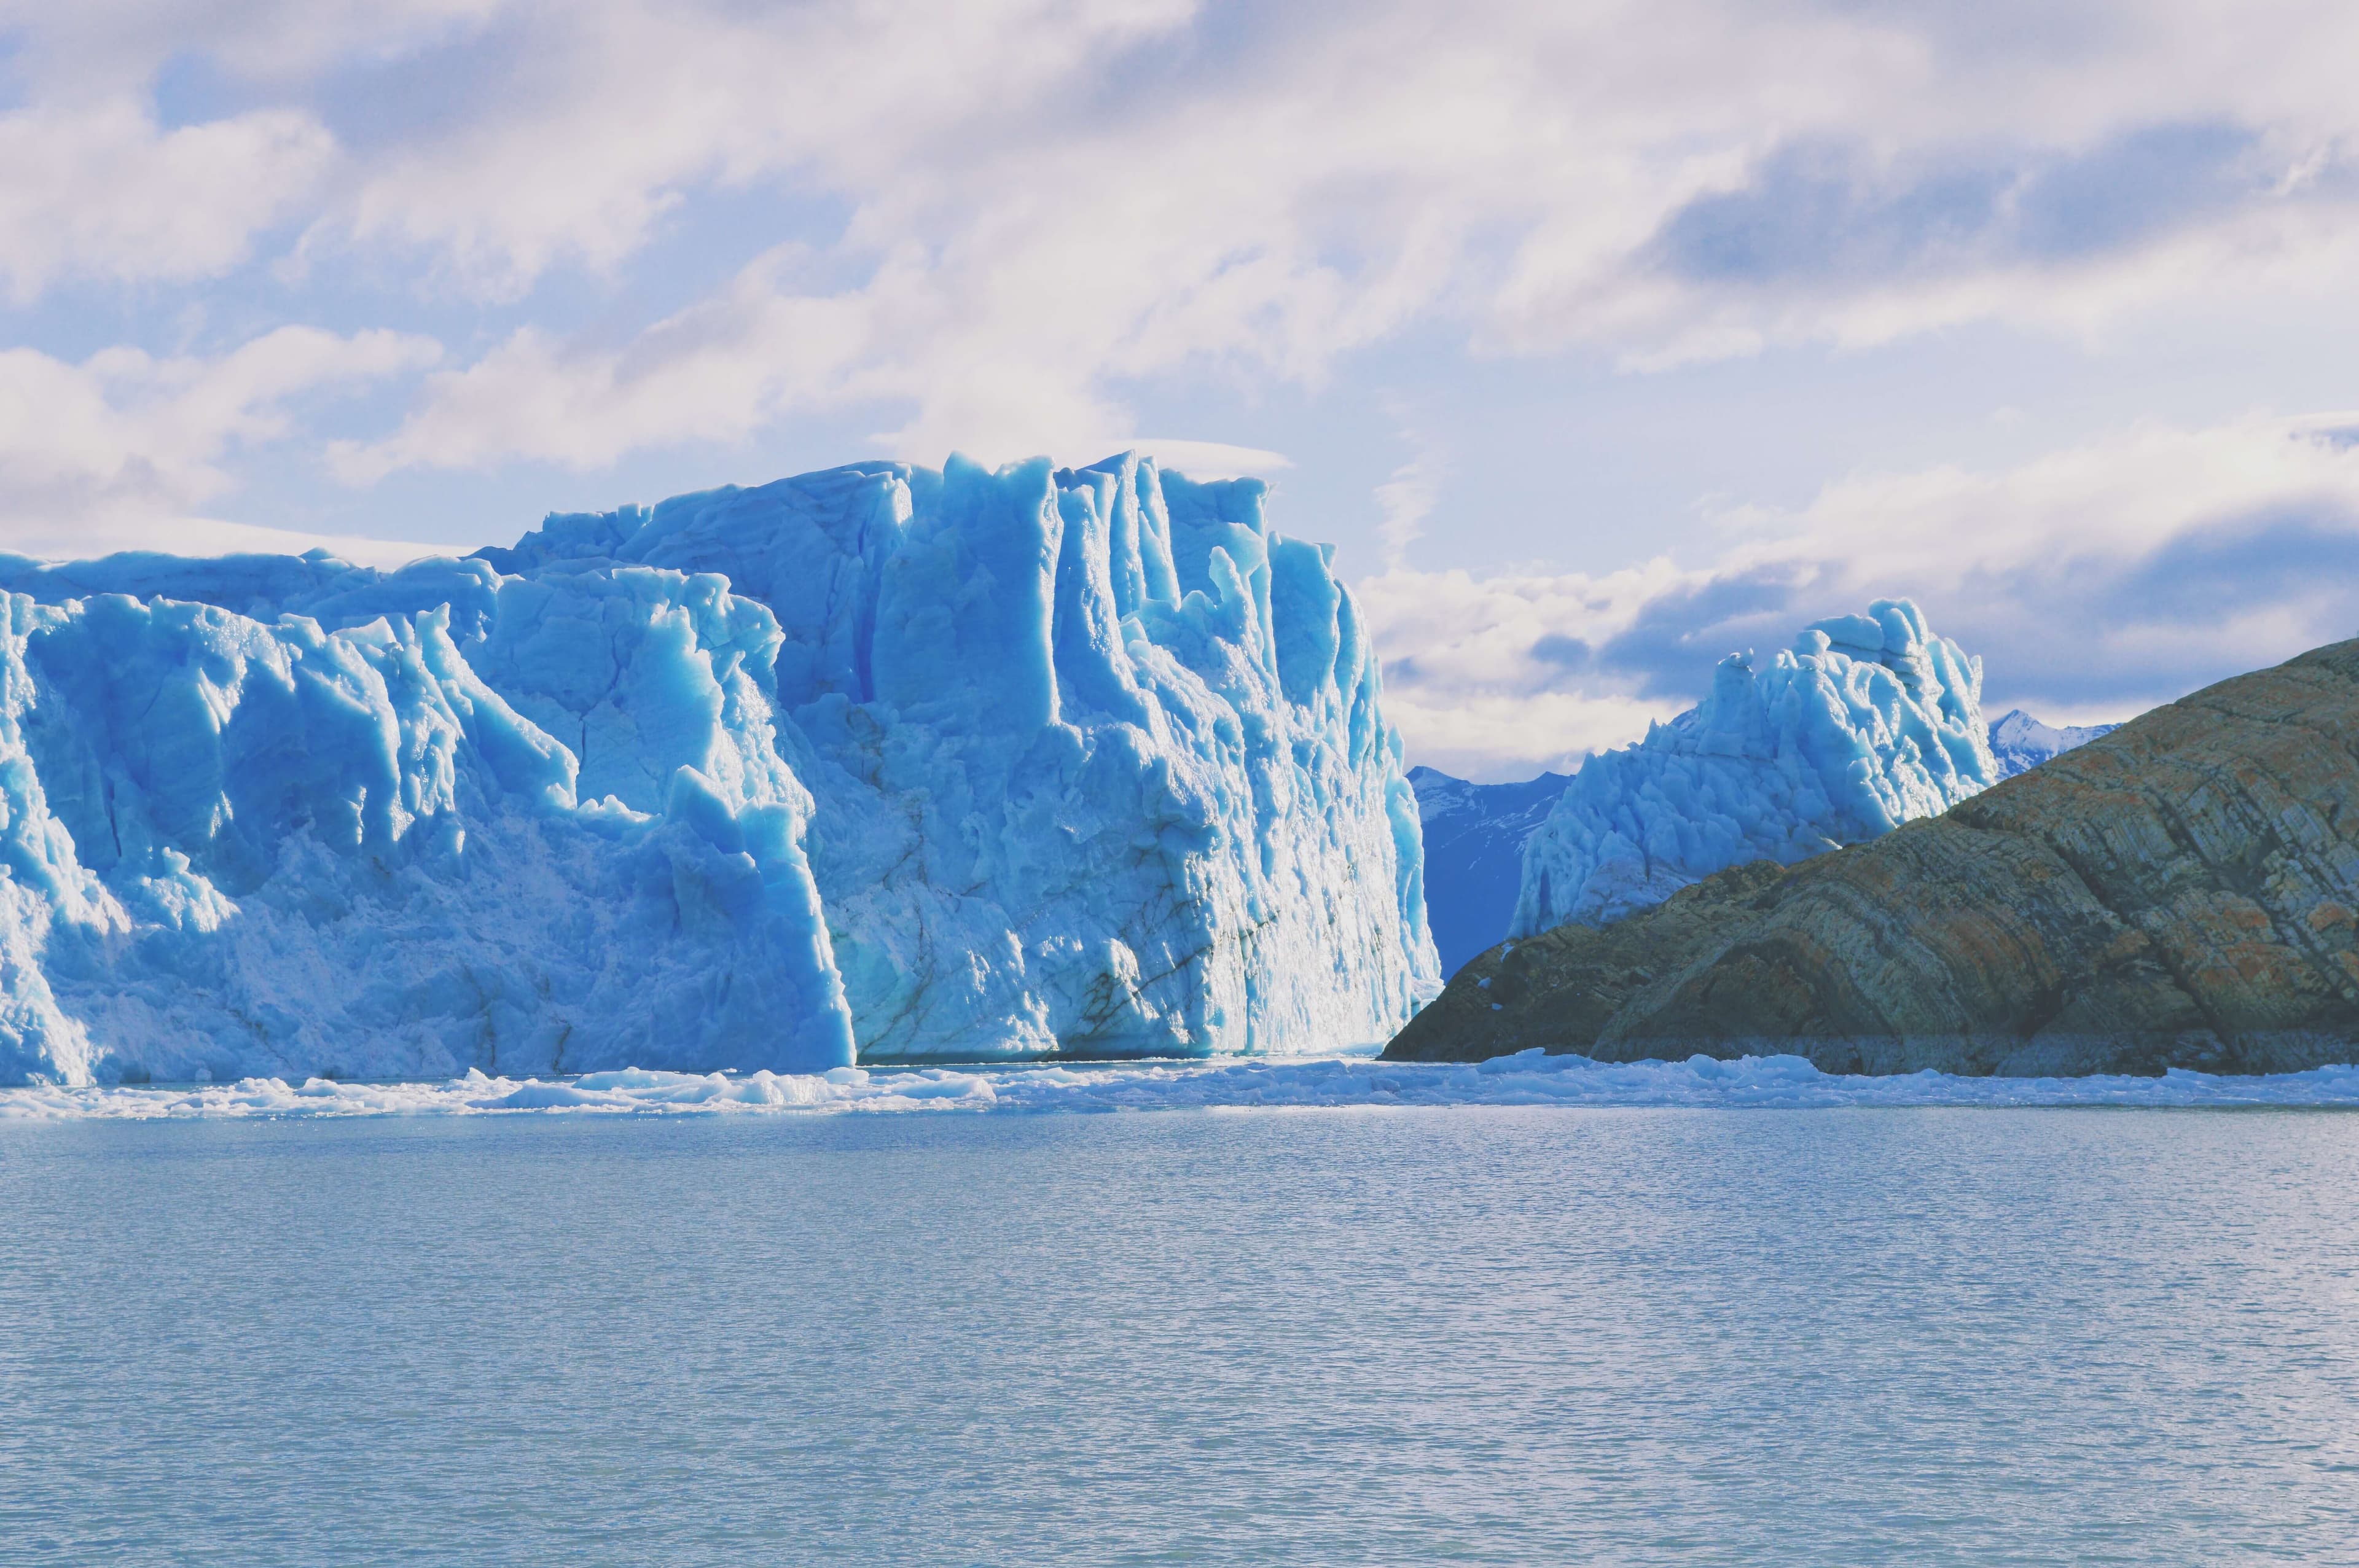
0 454 1437 1086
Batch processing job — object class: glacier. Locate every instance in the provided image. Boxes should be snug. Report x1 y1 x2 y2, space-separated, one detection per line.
1511 598 1998 936
0 454 1437 1086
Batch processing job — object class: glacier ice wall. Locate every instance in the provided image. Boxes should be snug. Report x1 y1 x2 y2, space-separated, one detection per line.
0 453 1436 1085
0 574 855 1087
483 453 1438 1062
1511 599 1998 936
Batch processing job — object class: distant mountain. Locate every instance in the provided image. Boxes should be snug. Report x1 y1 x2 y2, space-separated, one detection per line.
1989 710 2120 777
1407 765 1575 975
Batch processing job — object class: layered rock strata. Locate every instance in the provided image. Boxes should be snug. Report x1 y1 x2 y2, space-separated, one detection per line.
1387 639 2359 1075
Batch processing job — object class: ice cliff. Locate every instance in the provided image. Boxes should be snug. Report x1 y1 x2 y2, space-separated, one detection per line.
0 454 1436 1086
1511 599 1998 935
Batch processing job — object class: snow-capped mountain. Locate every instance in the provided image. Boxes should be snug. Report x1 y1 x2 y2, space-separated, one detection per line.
1988 709 2119 776
1406 766 1573 975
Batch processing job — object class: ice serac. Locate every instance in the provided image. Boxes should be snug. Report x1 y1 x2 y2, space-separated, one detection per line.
1512 599 1998 935
493 453 1439 1062
0 453 1434 1085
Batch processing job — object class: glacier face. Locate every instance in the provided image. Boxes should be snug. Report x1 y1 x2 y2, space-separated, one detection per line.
0 573 854 1087
0 453 1436 1086
1511 599 1998 937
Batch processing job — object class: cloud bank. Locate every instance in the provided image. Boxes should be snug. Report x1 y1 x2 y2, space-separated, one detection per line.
1364 412 2359 779
1 0 2357 774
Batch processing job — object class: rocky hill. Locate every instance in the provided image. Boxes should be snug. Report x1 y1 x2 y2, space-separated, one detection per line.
1386 639 2359 1076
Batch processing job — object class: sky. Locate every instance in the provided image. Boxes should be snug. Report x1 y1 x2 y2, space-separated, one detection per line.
4 0 2359 780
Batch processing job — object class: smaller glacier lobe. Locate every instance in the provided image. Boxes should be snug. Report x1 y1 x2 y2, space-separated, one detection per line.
1512 599 1999 936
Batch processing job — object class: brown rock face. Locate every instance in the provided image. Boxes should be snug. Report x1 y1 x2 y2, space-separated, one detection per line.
1384 639 2359 1075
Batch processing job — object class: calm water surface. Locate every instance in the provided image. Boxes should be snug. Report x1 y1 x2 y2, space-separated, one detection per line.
3 1107 2357 1565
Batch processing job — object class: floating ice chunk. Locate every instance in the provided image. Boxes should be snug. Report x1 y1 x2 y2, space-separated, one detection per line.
14 1052 2359 1119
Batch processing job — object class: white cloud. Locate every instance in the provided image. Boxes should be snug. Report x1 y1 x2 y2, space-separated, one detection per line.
324 246 876 479
1353 556 1703 780
1372 418 1442 571
1111 440 1290 479
258 0 2359 482
0 98 333 301
4 512 450 569
329 0 1199 297
8 0 2359 689
0 0 511 85
1359 412 2359 779
0 327 442 560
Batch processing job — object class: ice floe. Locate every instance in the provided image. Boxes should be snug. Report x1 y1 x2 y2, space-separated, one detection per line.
7 1050 2359 1120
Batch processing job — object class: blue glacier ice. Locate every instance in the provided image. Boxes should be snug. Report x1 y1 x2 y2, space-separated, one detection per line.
0 454 1437 1086
1511 598 1998 935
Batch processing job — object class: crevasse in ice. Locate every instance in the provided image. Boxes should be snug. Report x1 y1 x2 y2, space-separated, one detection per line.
1510 598 1998 935
0 453 1438 1086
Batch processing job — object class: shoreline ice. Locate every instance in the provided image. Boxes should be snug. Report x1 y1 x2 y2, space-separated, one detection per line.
7 1050 2359 1120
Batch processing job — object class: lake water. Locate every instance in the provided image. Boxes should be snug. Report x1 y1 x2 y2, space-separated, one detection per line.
6 1095 2358 1564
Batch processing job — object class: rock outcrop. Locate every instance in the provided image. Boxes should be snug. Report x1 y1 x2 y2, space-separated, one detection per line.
1386 639 2359 1075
